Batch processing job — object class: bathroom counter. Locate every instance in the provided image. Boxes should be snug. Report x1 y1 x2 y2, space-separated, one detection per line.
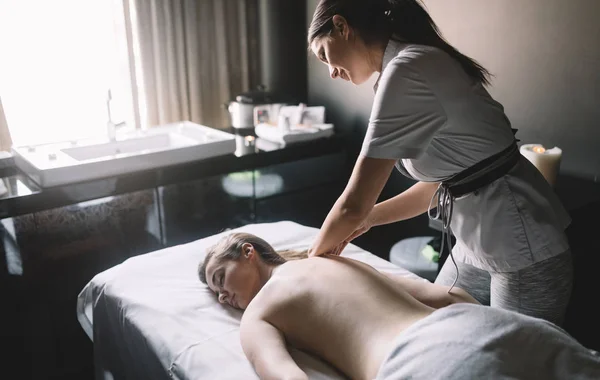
0 134 347 219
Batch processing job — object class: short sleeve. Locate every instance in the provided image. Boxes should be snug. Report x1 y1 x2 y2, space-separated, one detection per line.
361 57 447 160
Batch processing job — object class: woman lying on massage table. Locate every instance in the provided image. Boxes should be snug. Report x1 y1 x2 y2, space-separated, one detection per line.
199 233 600 380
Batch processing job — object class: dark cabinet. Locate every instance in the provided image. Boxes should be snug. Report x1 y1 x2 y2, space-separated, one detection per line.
159 152 348 246
1 189 162 379
159 173 255 247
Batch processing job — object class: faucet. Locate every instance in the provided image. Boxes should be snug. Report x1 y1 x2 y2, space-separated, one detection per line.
106 89 126 141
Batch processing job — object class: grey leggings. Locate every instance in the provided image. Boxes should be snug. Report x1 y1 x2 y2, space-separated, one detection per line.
434 250 573 326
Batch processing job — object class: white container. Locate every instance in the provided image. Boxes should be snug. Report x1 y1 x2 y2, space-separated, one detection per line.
226 85 277 129
227 102 256 129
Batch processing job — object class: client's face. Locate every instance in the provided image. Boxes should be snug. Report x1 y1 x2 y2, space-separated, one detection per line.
205 244 262 310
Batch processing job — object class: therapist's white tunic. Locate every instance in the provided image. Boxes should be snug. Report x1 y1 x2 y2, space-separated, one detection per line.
361 40 571 272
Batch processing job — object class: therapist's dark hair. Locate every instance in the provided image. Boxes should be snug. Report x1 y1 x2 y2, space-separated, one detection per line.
198 233 308 284
308 0 492 86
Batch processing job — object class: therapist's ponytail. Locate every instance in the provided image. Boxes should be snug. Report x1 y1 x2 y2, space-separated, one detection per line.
308 0 492 86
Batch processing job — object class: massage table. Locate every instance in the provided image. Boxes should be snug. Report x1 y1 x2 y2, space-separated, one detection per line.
77 221 424 379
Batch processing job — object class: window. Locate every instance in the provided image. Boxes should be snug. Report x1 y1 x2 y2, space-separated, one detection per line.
0 0 134 147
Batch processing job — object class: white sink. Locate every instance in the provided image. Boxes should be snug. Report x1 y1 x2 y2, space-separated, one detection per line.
61 132 201 161
12 121 236 188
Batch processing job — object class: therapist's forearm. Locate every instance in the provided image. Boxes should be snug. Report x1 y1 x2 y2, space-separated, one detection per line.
310 196 367 255
310 155 397 256
370 181 439 227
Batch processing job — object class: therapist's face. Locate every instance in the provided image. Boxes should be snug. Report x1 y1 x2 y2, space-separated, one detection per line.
311 15 374 85
205 243 262 310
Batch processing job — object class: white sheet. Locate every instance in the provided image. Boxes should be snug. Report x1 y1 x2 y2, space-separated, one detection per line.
77 221 424 380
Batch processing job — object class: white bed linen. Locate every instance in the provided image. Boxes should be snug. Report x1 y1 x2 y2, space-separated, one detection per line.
77 221 424 380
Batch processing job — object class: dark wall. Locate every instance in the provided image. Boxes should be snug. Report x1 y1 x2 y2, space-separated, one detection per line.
307 0 600 179
258 0 308 104
427 0 600 179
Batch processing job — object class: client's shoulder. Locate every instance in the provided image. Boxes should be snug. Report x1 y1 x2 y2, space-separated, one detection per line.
264 262 312 302
242 261 311 321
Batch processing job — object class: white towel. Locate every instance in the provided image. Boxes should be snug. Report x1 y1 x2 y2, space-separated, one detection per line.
255 123 334 146
376 303 600 379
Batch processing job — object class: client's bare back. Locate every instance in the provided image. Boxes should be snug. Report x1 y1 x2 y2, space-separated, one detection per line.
243 255 439 380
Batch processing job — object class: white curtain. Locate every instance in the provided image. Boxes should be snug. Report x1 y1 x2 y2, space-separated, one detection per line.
128 0 261 130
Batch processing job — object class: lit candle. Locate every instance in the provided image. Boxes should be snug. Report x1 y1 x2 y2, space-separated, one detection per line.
234 134 257 156
244 135 255 146
519 144 562 186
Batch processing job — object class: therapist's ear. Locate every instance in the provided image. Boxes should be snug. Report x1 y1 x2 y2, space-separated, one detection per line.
332 15 349 39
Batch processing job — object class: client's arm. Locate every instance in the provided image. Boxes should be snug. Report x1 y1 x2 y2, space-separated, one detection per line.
383 273 480 308
240 317 307 380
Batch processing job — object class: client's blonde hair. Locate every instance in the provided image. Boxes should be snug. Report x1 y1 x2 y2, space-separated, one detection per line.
198 232 307 284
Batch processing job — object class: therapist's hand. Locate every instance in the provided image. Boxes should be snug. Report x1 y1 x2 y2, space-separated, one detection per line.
332 219 372 255
309 218 373 257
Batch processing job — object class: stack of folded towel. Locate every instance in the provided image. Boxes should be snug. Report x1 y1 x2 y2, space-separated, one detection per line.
254 104 334 146
255 123 334 146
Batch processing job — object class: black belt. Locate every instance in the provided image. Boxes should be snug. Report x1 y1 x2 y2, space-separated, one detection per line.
428 132 521 292
443 141 520 198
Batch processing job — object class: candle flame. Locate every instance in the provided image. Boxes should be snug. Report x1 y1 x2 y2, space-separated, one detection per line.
532 146 546 154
